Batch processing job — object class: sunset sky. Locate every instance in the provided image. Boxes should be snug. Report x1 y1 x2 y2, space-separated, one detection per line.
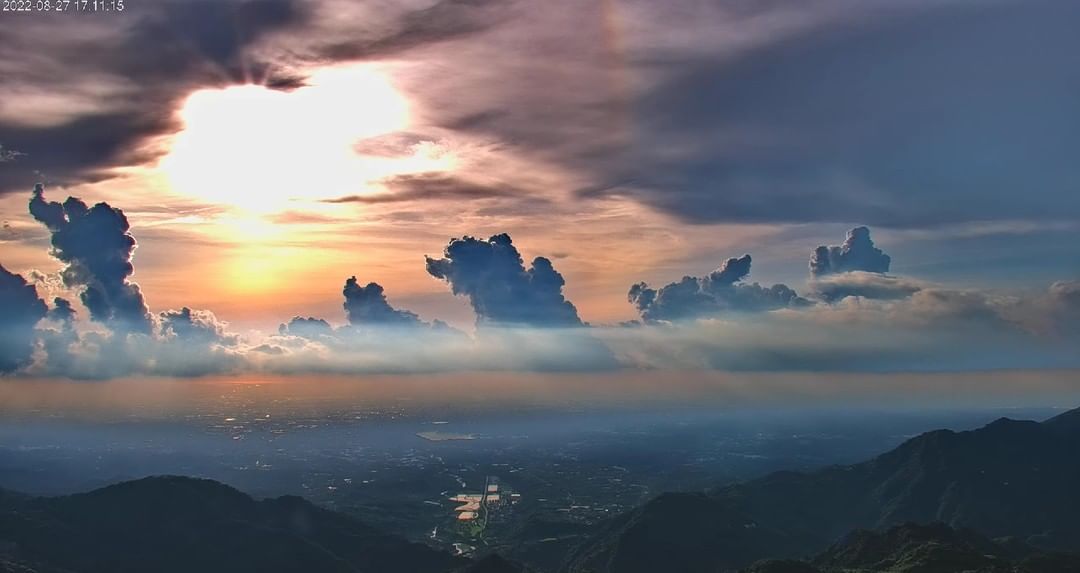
0 0 1078 380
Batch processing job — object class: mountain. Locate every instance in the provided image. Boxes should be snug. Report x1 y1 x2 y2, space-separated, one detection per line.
563 407 1080 572
0 476 468 573
455 554 533 573
745 522 1080 573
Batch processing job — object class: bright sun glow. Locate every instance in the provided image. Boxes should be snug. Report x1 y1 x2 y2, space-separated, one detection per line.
159 64 452 213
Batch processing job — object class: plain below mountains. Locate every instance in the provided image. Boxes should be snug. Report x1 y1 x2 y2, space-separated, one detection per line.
563 406 1080 573
2 407 1078 573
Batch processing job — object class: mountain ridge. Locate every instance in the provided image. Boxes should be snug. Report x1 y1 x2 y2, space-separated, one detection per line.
562 406 1080 572
744 521 1080 573
0 475 469 573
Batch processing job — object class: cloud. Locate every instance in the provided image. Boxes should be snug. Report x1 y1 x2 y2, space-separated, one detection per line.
0 264 48 373
804 227 908 303
6 0 1080 235
278 316 334 338
159 307 239 346
0 144 26 163
573 0 1080 227
4 180 1077 378
324 174 513 204
809 226 891 277
312 0 509 61
1049 280 1080 307
809 271 922 303
0 0 306 194
425 233 583 327
154 307 243 377
255 324 617 375
29 185 152 334
343 276 423 326
36 298 81 377
605 279 1080 372
46 296 77 325
629 254 807 322
1046 280 1080 336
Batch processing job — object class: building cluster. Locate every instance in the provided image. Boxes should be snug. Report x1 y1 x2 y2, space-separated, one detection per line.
450 476 521 521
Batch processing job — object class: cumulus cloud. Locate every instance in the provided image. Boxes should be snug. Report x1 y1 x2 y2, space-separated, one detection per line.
46 296 77 325
159 307 238 346
153 307 243 377
809 226 891 277
31 296 80 377
426 233 583 327
629 254 807 322
4 185 1077 378
0 264 48 373
805 227 910 303
29 185 152 334
278 316 334 338
343 276 423 326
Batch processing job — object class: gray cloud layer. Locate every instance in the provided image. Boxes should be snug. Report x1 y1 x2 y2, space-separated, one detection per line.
6 0 1078 231
810 271 923 304
576 0 1080 226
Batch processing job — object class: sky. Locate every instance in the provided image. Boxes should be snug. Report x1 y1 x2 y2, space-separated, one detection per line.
0 0 1078 381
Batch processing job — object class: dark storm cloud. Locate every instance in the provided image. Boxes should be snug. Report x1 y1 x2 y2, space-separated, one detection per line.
0 264 48 373
122 0 302 81
567 0 1080 227
0 0 306 194
0 113 173 194
316 0 509 60
28 185 152 334
325 174 514 204
343 276 423 326
809 226 891 277
426 233 583 327
0 0 517 196
628 254 807 323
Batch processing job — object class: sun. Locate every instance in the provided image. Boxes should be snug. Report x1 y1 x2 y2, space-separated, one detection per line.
158 64 446 213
